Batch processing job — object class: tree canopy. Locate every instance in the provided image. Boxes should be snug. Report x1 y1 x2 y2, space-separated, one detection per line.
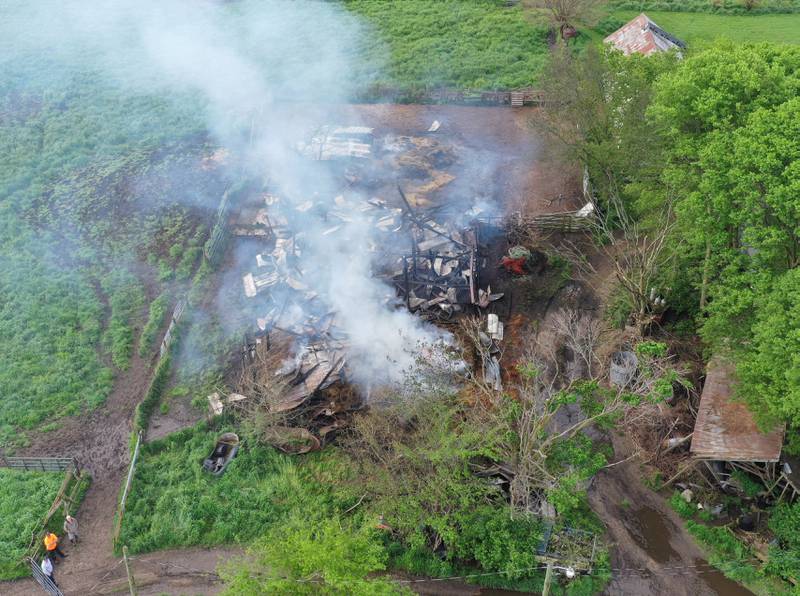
649 42 800 428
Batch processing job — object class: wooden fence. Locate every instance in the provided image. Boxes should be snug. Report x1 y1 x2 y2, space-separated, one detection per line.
351 86 546 106
0 456 75 472
204 184 236 268
507 208 597 234
159 298 187 358
113 430 143 546
24 464 85 561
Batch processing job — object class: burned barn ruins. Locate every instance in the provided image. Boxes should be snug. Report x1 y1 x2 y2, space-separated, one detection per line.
206 120 587 451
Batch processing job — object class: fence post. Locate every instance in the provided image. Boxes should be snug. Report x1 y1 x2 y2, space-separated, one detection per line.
542 561 554 596
122 546 137 596
114 431 142 545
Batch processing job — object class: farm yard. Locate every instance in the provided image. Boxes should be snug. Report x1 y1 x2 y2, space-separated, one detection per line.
2 1 800 596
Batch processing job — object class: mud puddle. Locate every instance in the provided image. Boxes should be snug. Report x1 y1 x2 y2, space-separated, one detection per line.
629 506 754 596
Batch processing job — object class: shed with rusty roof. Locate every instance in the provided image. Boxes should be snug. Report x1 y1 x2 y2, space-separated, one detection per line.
604 13 686 57
691 358 784 462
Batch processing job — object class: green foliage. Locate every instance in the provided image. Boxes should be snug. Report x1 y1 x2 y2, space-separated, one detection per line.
730 470 764 498
219 517 411 595
669 491 697 519
138 292 171 358
118 424 359 554
609 1 800 14
101 269 146 370
651 42 800 428
685 521 762 585
452 507 543 580
0 470 70 579
767 502 800 579
546 434 608 517
133 353 172 436
538 44 678 219
344 0 550 90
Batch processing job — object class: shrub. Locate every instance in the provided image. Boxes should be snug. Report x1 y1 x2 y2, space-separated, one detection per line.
669 491 696 519
133 353 172 435
138 292 170 358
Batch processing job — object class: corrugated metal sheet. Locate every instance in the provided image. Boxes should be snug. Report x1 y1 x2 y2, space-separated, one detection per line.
604 13 685 57
691 358 784 462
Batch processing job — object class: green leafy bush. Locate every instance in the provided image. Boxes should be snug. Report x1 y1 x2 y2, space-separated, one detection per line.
669 491 696 519
133 353 172 436
686 521 761 584
219 517 411 595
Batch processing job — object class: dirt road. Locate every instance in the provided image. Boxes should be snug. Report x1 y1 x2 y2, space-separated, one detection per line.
590 435 754 596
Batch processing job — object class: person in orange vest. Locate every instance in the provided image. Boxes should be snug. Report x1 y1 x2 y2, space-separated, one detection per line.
43 531 67 560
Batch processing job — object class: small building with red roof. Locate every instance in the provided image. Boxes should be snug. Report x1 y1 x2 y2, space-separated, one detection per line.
604 13 686 56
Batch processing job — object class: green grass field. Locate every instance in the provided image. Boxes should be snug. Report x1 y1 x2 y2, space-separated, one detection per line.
118 424 360 554
0 470 73 579
344 0 550 89
612 10 800 44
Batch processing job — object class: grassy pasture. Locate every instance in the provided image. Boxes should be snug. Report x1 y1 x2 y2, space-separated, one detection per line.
118 424 359 554
612 9 800 44
344 0 550 89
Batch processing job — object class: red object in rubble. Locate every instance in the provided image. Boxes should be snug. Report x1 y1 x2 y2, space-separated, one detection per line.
500 256 527 275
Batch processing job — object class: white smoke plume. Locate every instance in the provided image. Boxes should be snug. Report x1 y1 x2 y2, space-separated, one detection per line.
3 0 453 388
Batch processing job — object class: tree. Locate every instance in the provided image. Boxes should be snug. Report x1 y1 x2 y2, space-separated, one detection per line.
648 42 800 428
735 269 800 428
535 44 677 219
219 517 410 596
523 0 606 39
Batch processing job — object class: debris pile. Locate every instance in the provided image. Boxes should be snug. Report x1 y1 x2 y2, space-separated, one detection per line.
226 123 524 449
296 125 374 161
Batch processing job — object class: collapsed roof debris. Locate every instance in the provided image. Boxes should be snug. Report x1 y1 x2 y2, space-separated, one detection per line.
229 121 590 447
296 125 374 161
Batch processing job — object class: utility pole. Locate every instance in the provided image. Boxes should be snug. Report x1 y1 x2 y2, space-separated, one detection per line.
542 561 554 596
122 545 137 596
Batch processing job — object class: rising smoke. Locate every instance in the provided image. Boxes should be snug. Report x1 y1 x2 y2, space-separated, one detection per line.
4 0 454 388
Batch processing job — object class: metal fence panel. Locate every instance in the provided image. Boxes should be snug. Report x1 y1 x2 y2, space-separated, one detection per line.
28 558 64 596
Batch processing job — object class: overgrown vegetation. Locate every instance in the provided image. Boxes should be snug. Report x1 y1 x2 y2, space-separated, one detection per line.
138 292 171 358
0 470 68 579
219 517 412 595
344 0 550 90
609 0 800 14
118 423 359 554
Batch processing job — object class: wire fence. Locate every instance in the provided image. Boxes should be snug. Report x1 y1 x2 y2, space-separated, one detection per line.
112 431 143 547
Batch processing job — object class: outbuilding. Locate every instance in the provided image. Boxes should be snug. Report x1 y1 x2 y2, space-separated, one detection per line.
604 13 686 56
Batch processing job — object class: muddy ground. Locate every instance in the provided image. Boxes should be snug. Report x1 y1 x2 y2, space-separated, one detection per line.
1 104 742 596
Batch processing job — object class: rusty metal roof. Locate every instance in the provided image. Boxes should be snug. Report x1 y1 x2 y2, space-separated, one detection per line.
604 13 686 57
691 358 784 462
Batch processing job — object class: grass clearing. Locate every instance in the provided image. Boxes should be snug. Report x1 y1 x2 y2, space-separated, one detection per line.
612 10 800 44
344 0 550 89
118 423 359 554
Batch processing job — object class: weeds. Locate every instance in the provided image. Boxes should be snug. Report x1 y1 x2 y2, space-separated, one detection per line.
0 470 72 579
138 292 171 358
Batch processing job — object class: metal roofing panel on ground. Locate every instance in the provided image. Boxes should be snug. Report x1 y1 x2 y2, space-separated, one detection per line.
690 358 785 462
